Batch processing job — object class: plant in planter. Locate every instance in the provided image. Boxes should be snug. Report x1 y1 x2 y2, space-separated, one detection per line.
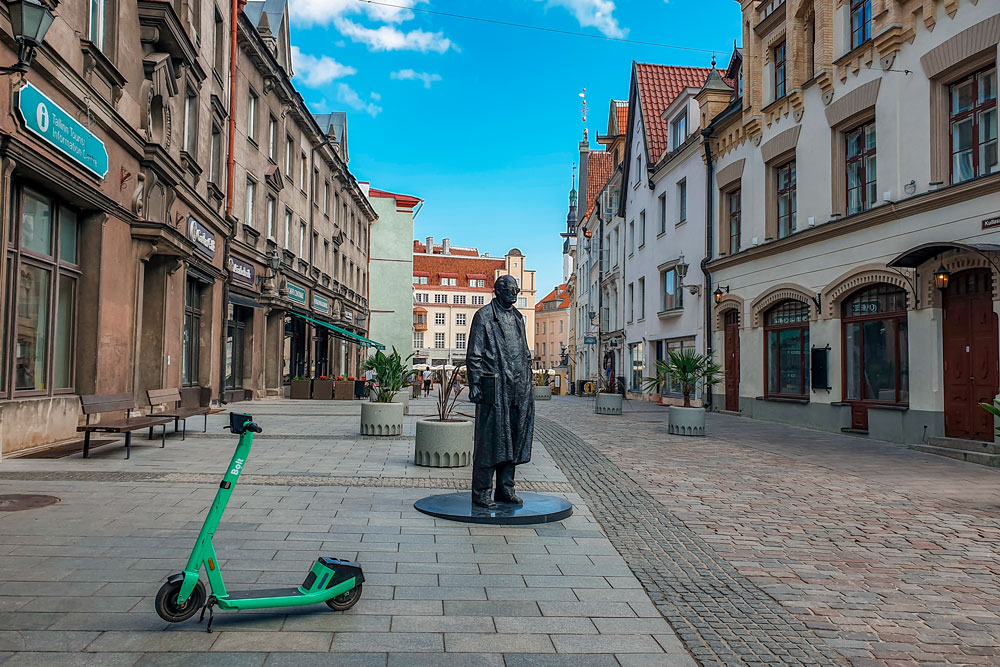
289 375 312 400
532 370 552 401
312 375 335 400
594 373 622 415
332 375 354 400
415 365 473 467
645 348 722 436
358 348 415 435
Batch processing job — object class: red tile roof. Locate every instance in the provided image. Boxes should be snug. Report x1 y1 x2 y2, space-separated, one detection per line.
634 63 711 162
368 187 422 212
412 240 480 257
615 101 628 136
583 151 615 220
536 283 570 311
413 253 505 288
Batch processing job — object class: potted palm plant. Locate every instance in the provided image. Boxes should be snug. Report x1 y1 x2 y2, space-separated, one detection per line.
359 347 415 436
414 365 473 467
532 370 552 401
290 376 312 400
645 348 722 436
594 374 622 415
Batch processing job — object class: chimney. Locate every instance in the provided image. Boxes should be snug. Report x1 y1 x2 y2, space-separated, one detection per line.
484 252 490 258
442 238 451 255
425 237 433 253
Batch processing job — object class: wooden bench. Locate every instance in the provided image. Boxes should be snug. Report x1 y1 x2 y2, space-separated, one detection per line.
147 388 212 440
78 393 173 459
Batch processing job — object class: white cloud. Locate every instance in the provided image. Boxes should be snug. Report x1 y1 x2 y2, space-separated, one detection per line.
333 17 454 53
537 0 626 39
391 69 442 89
290 46 356 87
289 0 417 25
337 83 383 117
370 92 382 101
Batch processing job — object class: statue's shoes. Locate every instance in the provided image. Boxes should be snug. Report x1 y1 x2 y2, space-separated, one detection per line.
495 493 523 506
472 498 497 510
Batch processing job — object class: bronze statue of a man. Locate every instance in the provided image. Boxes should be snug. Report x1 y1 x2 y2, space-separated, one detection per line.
466 274 535 509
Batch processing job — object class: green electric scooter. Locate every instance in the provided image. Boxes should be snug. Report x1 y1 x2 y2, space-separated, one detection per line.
154 412 364 631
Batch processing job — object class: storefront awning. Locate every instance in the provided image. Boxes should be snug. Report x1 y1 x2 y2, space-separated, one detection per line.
291 312 384 350
230 293 262 309
888 242 1000 268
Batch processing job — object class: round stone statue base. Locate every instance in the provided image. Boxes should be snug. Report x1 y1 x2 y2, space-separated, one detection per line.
414 492 573 525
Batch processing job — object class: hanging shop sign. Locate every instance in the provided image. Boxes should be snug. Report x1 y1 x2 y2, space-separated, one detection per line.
16 82 109 179
584 336 597 344
312 294 330 314
343 308 354 322
286 280 307 306
227 256 255 285
186 216 217 259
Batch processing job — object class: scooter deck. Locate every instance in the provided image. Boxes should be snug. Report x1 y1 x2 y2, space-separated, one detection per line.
223 587 302 600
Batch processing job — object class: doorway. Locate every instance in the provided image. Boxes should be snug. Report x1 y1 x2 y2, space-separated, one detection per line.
724 310 740 412
943 268 998 440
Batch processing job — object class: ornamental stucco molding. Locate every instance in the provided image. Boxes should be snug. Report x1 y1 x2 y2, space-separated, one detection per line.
713 293 745 330
920 13 1000 79
822 264 912 318
922 254 998 308
749 283 818 328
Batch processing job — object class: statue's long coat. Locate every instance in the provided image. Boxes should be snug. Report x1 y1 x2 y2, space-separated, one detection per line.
466 300 534 467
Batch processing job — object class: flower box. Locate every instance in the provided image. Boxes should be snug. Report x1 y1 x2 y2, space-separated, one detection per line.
333 380 355 401
289 379 312 400
312 379 335 400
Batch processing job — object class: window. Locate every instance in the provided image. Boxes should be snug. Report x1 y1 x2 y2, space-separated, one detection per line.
846 121 877 214
435 312 446 325
183 277 203 386
456 333 467 350
285 136 294 178
469 279 485 287
671 112 687 149
434 294 447 304
629 342 644 392
184 90 198 155
457 312 467 326
628 282 634 322
453 295 466 305
415 293 429 303
764 300 810 399
773 41 787 100
638 277 645 320
414 276 428 285
247 88 258 142
560 320 563 333
677 180 687 222
850 0 871 49
843 284 909 404
472 295 485 305
323 181 330 216
658 193 667 234
268 116 277 161
517 297 528 308
300 153 307 190
612 228 620 266
950 67 998 183
441 277 457 286
210 125 222 184
244 178 256 227
776 160 796 238
661 339 695 395
628 221 635 255
660 267 682 311
541 342 546 356
214 9 225 73
434 333 445 348
89 0 108 52
728 188 741 254
414 332 424 348
299 222 306 258
334 193 340 225
4 189 79 395
638 210 646 247
283 209 292 249
265 195 275 240
635 154 641 185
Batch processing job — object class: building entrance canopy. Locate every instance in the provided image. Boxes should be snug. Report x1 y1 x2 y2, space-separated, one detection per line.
887 242 1000 268
291 312 385 350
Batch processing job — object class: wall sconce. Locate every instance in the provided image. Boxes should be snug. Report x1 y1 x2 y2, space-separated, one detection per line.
933 265 950 290
713 285 729 305
0 0 54 75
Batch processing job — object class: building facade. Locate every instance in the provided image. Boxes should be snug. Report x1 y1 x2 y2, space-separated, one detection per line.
413 239 536 367
367 185 421 360
534 284 570 370
705 0 1000 444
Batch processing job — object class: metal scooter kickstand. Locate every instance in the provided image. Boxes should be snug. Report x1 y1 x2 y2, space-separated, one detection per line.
198 597 217 633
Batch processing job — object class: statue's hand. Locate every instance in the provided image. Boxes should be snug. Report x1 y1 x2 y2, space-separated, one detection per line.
469 384 483 403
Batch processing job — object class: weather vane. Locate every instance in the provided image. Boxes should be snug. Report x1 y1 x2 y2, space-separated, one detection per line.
578 88 587 123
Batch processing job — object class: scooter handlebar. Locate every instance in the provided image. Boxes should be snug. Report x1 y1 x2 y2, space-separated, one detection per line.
245 422 262 434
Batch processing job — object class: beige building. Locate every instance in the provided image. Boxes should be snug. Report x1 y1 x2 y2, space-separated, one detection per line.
704 0 1000 447
535 284 570 370
413 239 536 366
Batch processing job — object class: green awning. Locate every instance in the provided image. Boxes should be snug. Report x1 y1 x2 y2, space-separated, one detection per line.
291 312 384 350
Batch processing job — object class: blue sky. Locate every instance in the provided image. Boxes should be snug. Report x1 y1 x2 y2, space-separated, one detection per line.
288 0 742 294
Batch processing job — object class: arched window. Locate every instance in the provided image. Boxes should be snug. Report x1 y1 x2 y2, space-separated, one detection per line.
842 284 908 404
764 300 810 399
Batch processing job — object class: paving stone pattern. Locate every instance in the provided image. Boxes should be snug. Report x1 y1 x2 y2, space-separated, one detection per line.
536 416 843 666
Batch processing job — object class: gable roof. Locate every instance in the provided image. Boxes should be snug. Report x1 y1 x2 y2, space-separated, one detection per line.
536 284 570 312
633 63 712 162
615 101 628 135
583 151 614 220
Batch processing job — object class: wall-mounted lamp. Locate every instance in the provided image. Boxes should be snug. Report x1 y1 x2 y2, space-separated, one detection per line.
713 285 729 305
933 265 950 290
267 248 281 274
0 0 54 75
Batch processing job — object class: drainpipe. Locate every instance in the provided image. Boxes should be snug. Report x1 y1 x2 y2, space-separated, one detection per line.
700 127 715 410
218 0 246 406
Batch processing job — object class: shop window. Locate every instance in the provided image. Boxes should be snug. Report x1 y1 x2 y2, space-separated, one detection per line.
846 121 876 214
842 284 909 404
629 342 644 391
773 41 787 100
183 277 203 386
776 160 796 238
3 188 79 396
764 300 809 399
728 188 741 254
850 0 871 50
225 304 249 389
950 67 997 183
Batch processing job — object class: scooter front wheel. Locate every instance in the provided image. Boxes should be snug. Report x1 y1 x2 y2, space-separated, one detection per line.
325 583 363 611
155 579 207 623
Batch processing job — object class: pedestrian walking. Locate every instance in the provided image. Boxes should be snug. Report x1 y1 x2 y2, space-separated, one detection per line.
422 368 433 396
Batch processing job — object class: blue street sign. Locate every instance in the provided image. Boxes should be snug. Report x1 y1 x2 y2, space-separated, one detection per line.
16 82 109 179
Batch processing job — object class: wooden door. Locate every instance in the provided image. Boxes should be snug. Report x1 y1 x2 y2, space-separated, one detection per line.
724 310 740 412
943 269 999 441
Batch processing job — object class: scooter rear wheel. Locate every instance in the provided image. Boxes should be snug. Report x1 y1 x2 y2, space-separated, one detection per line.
155 579 207 623
325 583 363 611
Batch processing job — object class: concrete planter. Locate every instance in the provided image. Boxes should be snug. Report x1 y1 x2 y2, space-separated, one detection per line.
391 391 411 415
668 405 705 436
290 380 312 400
533 386 552 401
312 380 335 400
333 381 355 401
414 418 473 467
595 392 622 415
360 402 404 436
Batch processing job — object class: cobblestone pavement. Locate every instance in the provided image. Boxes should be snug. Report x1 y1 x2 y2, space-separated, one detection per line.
537 397 1000 666
0 397 694 666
